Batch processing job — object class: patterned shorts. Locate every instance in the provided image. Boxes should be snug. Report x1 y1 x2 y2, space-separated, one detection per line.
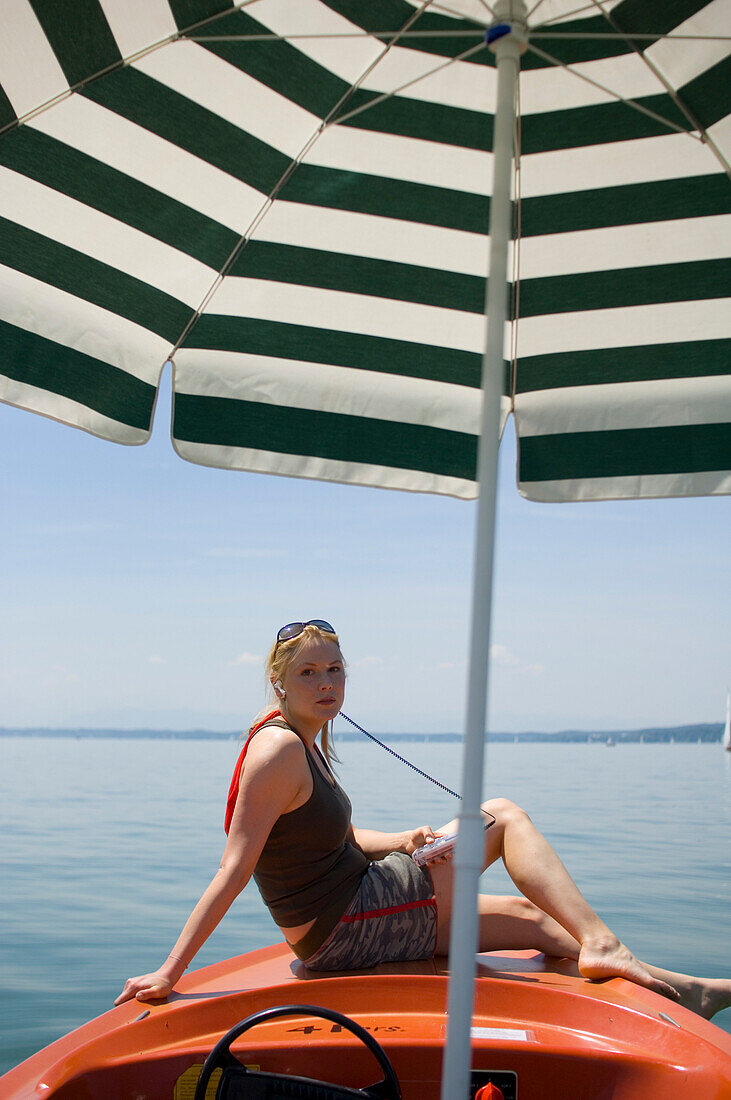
302 852 437 971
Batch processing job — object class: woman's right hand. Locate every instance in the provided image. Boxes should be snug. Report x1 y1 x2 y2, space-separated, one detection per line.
114 971 174 1006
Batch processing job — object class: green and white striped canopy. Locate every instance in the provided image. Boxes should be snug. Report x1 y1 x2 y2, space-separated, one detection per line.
1 0 729 501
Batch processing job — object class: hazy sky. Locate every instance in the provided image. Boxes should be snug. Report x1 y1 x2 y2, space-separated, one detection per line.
2 369 729 734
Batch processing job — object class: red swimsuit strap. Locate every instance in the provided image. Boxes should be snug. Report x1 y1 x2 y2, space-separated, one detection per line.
224 709 281 834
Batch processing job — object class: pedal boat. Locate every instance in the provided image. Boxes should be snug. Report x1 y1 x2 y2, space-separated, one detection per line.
2 943 730 1099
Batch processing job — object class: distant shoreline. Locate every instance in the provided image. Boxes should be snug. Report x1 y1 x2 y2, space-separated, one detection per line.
0 723 723 744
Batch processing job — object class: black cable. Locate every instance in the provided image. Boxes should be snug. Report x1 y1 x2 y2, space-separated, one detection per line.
340 711 461 798
338 712 496 828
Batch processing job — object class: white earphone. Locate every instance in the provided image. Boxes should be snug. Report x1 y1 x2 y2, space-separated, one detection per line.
273 679 286 699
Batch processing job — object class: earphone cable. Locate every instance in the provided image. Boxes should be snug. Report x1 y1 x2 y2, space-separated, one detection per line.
339 711 461 799
338 712 496 828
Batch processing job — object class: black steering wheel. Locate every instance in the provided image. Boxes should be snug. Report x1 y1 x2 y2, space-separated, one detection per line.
193 1003 402 1100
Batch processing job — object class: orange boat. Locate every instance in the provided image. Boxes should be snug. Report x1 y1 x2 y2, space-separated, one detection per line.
2 942 730 1099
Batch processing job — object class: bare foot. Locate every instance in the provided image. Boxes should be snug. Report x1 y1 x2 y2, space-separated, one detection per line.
578 937 679 1001
690 977 731 1020
650 972 731 1020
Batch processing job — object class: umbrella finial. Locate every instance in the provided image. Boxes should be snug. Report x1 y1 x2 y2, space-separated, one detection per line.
492 0 527 17
487 0 528 51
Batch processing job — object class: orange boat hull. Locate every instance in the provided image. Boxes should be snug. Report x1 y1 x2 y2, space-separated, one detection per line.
2 944 730 1099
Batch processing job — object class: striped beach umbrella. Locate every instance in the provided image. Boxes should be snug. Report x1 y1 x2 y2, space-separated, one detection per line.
1 0 728 503
2 4 729 1098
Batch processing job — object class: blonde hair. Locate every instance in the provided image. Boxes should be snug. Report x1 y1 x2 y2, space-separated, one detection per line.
252 623 344 765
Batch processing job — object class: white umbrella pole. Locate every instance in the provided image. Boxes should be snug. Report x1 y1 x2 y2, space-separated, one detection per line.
440 9 524 1100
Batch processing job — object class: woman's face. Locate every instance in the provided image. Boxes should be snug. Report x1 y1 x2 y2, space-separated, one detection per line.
279 637 345 730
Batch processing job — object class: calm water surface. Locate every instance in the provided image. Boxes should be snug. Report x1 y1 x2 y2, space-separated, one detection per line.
1 735 730 1075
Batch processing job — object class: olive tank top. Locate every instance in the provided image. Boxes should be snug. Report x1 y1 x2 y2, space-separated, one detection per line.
227 716 369 952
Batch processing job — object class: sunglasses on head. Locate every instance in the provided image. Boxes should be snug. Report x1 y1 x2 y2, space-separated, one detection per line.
275 620 336 648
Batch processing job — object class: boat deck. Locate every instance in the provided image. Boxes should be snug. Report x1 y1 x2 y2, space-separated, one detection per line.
2 944 730 1099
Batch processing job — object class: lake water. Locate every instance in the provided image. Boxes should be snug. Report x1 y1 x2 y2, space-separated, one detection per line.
1 734 730 1076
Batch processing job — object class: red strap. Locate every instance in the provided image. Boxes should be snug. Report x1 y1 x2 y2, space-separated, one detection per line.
224 709 281 834
340 898 437 923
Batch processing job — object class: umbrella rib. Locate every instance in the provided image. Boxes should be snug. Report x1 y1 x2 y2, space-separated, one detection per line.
179 30 731 44
0 0 263 138
315 0 441 118
187 30 491 41
532 1 604 25
588 0 731 175
420 0 494 20
470 0 499 21
526 0 551 19
329 41 489 128
170 0 447 358
531 32 731 42
0 57 130 137
526 40 705 142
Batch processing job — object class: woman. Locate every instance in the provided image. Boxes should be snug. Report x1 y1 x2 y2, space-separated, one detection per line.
116 622 731 1019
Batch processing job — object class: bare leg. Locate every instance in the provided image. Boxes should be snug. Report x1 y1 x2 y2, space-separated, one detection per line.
433 892 580 958
434 883 731 1019
430 799 678 1000
636 965 731 1020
